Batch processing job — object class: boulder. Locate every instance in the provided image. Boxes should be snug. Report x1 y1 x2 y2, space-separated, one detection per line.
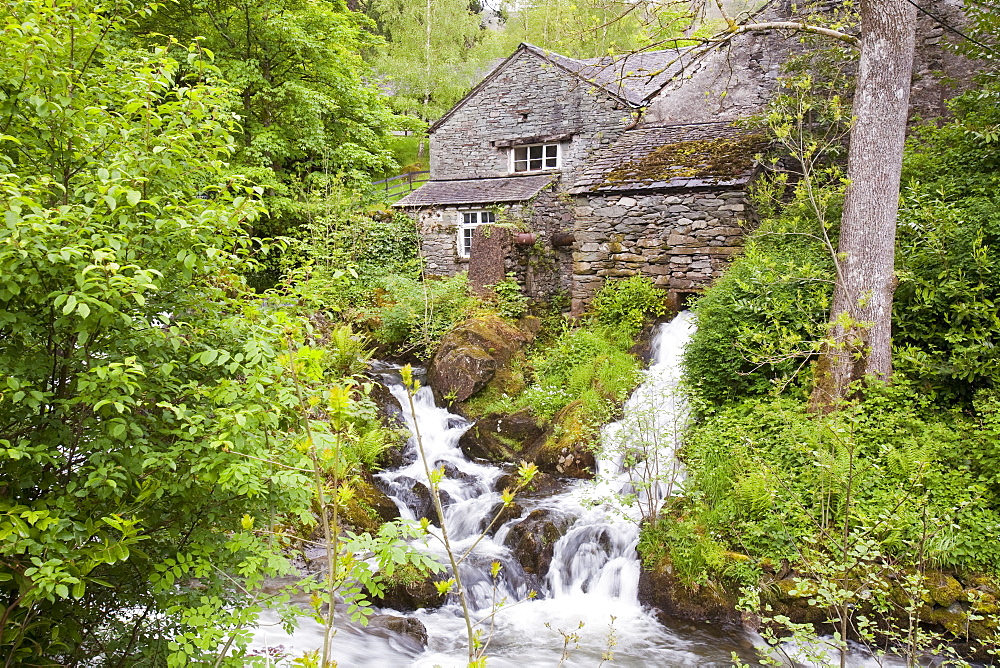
391 476 451 526
504 509 564 577
428 316 528 403
458 408 545 463
528 402 597 479
924 571 964 608
367 614 428 650
494 470 564 498
373 575 445 611
638 555 743 627
338 472 400 534
480 501 523 535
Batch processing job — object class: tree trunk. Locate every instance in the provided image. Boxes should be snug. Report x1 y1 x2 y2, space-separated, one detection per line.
809 0 918 412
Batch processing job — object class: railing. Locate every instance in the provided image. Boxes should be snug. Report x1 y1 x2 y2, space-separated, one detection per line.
372 170 430 200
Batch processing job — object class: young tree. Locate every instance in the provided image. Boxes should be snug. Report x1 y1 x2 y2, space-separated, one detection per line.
0 2 317 662
367 0 485 119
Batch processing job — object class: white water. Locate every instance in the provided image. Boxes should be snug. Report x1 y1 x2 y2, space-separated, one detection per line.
248 312 759 665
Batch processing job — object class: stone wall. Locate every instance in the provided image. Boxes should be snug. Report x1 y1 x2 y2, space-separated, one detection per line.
569 189 753 312
431 50 632 184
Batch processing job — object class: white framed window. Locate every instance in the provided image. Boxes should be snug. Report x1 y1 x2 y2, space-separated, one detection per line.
511 143 559 172
458 210 496 258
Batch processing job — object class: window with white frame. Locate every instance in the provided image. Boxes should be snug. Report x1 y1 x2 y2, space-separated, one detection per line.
511 143 559 172
458 210 496 258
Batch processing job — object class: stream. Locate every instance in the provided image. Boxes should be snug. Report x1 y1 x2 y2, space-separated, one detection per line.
247 312 890 666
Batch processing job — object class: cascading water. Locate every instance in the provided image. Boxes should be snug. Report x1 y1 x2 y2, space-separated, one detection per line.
250 312 759 665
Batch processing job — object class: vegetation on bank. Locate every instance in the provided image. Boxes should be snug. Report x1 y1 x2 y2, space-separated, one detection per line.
638 71 1000 662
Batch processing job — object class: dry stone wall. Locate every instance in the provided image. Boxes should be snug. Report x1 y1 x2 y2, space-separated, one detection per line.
431 50 632 184
567 189 753 311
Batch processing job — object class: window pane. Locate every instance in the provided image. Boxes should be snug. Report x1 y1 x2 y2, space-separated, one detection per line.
545 145 557 158
529 145 542 160
463 212 476 225
483 212 496 224
514 159 527 172
529 158 542 170
463 227 474 256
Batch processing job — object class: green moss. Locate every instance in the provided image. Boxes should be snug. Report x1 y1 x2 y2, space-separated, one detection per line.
601 133 768 189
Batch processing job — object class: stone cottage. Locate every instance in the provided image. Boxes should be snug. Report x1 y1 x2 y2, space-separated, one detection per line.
394 0 973 311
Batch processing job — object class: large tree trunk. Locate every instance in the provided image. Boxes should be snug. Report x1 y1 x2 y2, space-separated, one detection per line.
809 0 918 412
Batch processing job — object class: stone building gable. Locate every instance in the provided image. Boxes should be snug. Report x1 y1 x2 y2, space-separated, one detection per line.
429 47 635 183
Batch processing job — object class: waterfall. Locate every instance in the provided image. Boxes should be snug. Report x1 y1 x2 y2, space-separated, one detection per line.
249 312 757 665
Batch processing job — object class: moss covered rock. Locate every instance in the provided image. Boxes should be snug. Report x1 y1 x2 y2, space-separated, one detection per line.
428 316 528 403
637 555 742 626
528 400 597 479
924 571 964 608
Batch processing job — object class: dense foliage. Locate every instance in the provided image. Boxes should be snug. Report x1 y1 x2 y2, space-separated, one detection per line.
0 2 426 663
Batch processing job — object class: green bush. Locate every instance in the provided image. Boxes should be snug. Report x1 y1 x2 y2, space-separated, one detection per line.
489 272 529 319
518 325 640 420
375 272 479 358
682 202 835 407
657 383 1000 575
592 274 666 337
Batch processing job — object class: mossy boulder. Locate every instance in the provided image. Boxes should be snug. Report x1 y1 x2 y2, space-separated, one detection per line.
372 563 446 611
528 400 597 479
637 555 743 626
458 407 544 462
428 316 528 404
339 473 400 534
924 570 964 608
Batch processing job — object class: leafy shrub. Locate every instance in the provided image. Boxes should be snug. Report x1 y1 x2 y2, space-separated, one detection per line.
375 272 478 358
683 205 835 407
658 383 1000 575
592 274 666 336
489 272 529 319
519 325 639 420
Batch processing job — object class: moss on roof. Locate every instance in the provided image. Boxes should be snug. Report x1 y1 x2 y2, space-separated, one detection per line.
600 133 768 189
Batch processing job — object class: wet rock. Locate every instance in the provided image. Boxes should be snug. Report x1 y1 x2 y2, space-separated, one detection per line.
374 576 445 611
480 501 523 535
391 477 451 526
367 379 406 428
367 614 428 650
637 555 743 627
437 461 476 484
458 423 521 462
504 509 564 577
494 470 564 498
428 316 528 403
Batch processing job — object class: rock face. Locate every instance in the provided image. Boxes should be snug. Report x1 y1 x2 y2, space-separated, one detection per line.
428 316 528 404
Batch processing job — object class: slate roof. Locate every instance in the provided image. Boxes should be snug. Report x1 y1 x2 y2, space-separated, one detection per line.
544 47 691 106
394 174 554 208
570 122 768 194
430 43 689 132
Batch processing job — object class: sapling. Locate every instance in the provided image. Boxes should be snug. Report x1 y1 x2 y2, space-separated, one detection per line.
400 363 538 666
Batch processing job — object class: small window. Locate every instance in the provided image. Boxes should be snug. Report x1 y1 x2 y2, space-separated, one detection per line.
512 143 559 172
458 210 496 258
